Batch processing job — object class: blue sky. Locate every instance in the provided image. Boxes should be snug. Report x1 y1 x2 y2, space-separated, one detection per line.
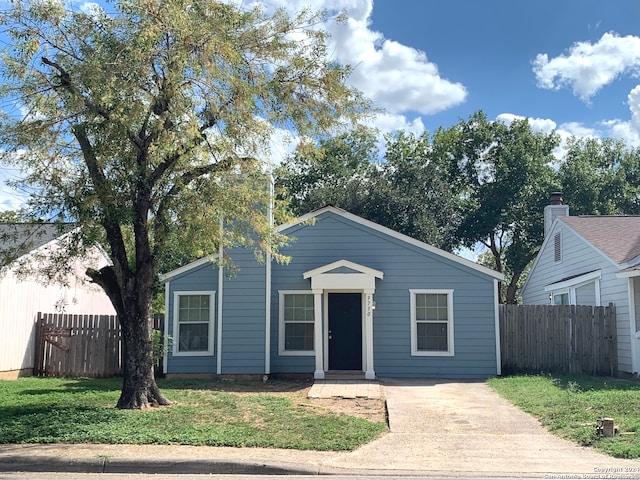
1 0 640 209
363 0 640 141
255 0 640 159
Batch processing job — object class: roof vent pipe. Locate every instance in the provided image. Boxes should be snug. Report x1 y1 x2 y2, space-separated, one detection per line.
549 192 564 205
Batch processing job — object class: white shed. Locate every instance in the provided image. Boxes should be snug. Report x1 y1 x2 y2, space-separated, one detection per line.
0 224 115 379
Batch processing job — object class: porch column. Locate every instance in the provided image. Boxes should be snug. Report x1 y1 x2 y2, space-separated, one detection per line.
364 290 375 380
313 289 324 379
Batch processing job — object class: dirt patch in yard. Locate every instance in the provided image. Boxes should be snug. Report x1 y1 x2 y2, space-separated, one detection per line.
198 378 387 424
301 397 387 423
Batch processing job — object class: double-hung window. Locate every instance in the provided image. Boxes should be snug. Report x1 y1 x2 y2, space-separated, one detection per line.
410 289 454 356
173 291 215 356
279 291 315 355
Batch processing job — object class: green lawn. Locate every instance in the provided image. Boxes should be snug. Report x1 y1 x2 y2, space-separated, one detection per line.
488 374 640 459
0 377 386 451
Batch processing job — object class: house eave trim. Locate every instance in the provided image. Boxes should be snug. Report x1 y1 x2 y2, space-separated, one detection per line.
544 270 602 292
303 259 383 280
159 255 219 282
617 268 640 279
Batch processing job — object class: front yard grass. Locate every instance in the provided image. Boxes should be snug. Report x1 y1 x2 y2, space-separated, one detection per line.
0 377 386 451
488 374 640 459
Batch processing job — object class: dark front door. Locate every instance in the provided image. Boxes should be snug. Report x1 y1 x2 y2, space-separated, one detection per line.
328 293 362 370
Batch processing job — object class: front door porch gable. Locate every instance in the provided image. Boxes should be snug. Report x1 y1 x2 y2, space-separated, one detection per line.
303 260 383 381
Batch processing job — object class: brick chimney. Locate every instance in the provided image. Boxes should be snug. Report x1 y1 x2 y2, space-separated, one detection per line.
544 192 569 237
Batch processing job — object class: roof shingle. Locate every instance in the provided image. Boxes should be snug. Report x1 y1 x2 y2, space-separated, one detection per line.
559 216 640 265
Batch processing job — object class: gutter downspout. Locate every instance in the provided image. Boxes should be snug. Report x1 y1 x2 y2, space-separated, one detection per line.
494 279 502 376
265 174 274 376
163 281 170 374
216 219 224 375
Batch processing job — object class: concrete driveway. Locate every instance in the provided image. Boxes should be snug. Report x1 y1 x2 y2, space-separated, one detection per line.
325 378 640 476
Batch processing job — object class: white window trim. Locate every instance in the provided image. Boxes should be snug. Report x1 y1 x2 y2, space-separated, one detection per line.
545 271 602 306
173 290 216 357
410 289 455 357
551 289 571 305
279 290 315 357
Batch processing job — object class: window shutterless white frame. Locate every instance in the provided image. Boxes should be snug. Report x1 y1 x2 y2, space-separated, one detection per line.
552 289 571 305
545 271 602 307
172 291 216 356
410 289 455 357
279 290 316 356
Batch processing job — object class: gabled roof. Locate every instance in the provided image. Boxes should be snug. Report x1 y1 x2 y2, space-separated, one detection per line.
159 254 219 282
280 206 504 281
559 216 640 266
0 223 71 267
160 206 505 282
303 259 384 280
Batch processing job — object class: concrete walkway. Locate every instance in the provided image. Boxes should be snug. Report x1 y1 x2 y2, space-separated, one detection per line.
2 379 640 477
307 379 382 399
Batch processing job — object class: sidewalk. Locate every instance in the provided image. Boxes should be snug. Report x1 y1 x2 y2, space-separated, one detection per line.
2 379 640 477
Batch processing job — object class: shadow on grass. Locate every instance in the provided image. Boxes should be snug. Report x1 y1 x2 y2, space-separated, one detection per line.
157 378 313 394
549 374 640 393
0 405 124 443
12 377 313 396
16 378 122 396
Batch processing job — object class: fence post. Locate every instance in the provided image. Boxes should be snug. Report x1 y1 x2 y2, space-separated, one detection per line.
34 313 44 376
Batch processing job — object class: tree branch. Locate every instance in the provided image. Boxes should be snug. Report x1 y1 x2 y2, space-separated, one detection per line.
41 57 145 151
152 156 235 258
86 265 125 318
73 124 130 278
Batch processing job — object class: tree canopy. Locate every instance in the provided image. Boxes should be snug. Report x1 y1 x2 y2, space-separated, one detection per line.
0 0 370 408
433 112 559 303
277 111 562 303
559 137 640 216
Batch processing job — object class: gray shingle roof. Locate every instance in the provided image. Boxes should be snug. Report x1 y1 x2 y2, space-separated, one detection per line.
559 215 640 265
0 223 71 266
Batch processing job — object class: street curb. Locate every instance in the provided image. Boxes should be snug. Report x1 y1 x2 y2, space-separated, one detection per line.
0 456 321 475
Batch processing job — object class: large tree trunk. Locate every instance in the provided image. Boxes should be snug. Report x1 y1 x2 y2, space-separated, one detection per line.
117 306 170 409
87 264 170 409
505 270 523 305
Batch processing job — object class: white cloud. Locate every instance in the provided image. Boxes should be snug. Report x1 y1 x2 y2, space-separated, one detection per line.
368 112 425 134
0 157 29 212
495 113 557 134
78 2 101 14
598 84 640 147
532 32 640 102
251 0 466 119
323 5 467 116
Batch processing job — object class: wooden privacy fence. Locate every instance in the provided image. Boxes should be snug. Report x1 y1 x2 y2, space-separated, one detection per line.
499 304 617 376
34 312 165 378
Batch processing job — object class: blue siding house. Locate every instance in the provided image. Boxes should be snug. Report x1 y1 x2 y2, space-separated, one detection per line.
160 207 504 379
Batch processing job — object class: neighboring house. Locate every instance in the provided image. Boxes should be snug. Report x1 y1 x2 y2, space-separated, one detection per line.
521 193 640 375
0 224 116 379
160 206 504 380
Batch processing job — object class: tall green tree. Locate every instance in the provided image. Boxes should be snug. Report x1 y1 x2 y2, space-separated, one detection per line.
432 111 560 303
276 130 458 249
275 127 378 215
559 137 640 215
0 0 369 408
368 131 459 250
